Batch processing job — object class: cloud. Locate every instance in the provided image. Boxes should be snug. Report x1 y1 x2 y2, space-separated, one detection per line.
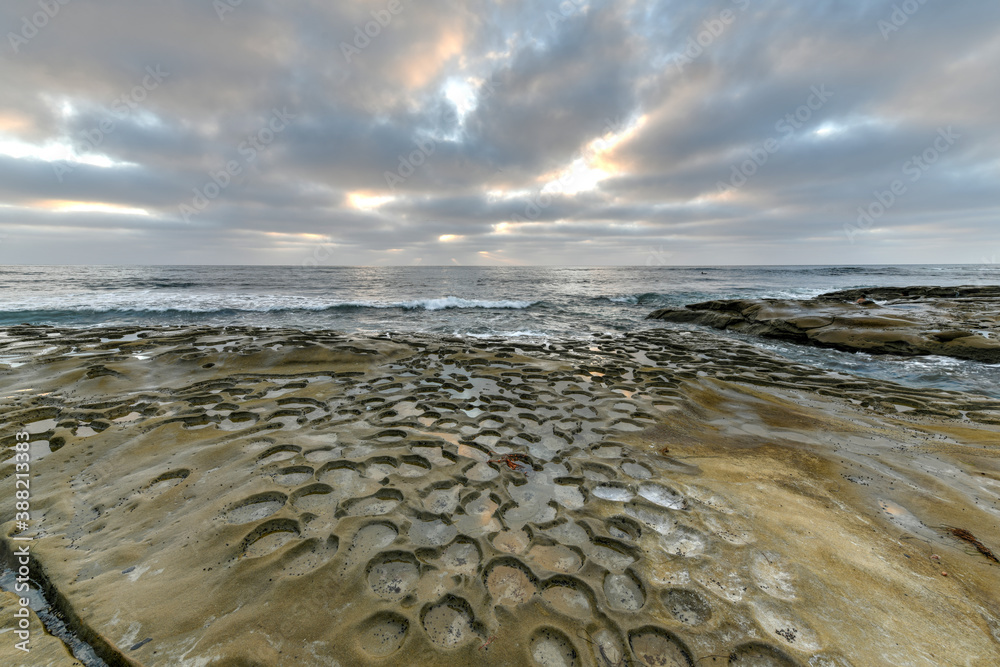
1 0 998 265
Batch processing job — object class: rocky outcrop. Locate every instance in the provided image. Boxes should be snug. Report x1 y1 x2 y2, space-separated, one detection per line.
4 326 1000 666
647 285 1000 362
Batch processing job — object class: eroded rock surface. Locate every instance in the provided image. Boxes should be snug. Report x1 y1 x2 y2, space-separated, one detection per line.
0 325 998 666
647 285 1000 362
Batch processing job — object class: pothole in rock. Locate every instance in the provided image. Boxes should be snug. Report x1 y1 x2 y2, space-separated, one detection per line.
224 492 287 524
593 483 635 502
540 578 592 617
485 558 538 606
282 535 338 576
530 626 579 667
492 530 530 554
240 519 300 559
273 465 314 486
341 490 403 517
621 461 652 479
258 445 301 465
727 642 800 667
289 484 333 512
526 544 583 574
409 518 458 547
662 588 713 626
659 525 706 558
366 552 420 601
358 612 409 657
304 448 340 463
146 469 190 496
638 483 686 510
438 540 481 575
628 626 694 667
344 522 398 568
421 595 476 649
604 570 645 611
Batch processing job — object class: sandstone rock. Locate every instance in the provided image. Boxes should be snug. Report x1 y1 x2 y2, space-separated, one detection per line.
0 591 82 667
648 285 1000 362
2 326 999 665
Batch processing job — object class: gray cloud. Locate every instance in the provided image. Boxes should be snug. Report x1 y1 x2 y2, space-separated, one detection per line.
1 0 998 265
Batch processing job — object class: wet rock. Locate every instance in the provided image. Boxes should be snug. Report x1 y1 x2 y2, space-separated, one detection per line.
648 285 1000 362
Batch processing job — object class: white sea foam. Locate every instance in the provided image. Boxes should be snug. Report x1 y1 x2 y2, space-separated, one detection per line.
0 293 537 313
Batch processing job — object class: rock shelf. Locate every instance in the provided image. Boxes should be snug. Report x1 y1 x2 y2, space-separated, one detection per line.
1 325 999 666
647 285 1000 362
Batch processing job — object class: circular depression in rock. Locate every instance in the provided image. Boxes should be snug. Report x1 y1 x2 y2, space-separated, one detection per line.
592 444 623 459
659 525 706 558
638 483 685 510
342 489 403 517
439 540 480 575
662 588 713 626
273 465 314 486
492 530 530 554
224 492 287 524
621 461 652 479
257 445 300 465
628 626 694 666
593 483 635 502
347 522 399 564
421 596 475 649
541 579 591 617
240 518 300 559
485 558 537 606
604 571 645 611
727 642 800 667
304 448 340 463
289 483 333 512
530 627 579 666
527 544 583 574
409 518 458 547
367 552 420 601
358 612 409 657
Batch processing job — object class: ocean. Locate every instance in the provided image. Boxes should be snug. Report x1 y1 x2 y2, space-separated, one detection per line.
2 264 998 397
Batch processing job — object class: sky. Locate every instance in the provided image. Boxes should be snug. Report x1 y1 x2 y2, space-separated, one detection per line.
1 0 998 266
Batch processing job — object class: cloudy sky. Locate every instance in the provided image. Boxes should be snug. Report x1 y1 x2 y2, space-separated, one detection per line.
1 0 998 265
